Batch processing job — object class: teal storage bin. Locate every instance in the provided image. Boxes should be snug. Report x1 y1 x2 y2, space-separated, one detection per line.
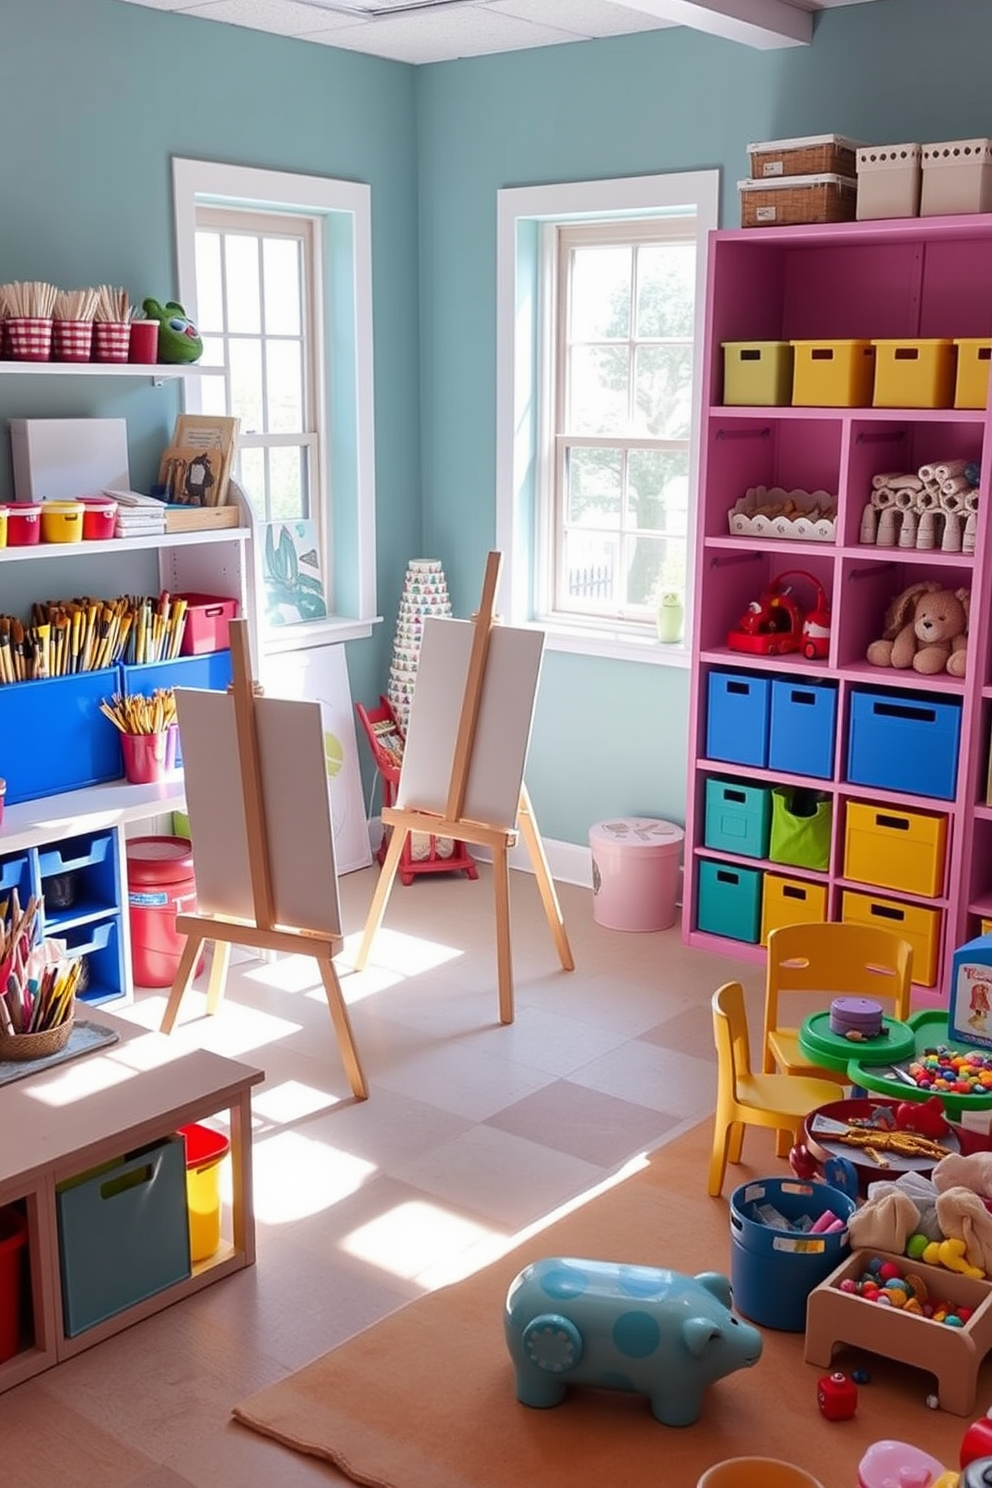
703 778 772 859
697 859 763 943
57 1136 191 1336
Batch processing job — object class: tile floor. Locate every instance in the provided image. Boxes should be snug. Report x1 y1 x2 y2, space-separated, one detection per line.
0 864 759 1487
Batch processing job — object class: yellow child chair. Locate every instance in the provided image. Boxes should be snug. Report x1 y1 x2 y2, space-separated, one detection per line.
709 980 842 1198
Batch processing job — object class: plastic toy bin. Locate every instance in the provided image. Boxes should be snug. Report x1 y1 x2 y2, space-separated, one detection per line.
696 859 762 943
722 342 794 406
56 1136 191 1337
703 778 772 859
0 1206 28 1364
872 338 956 409
729 1178 854 1332
842 801 948 897
841 890 941 986
955 338 992 409
846 689 961 800
175 594 240 656
768 679 837 780
761 874 828 945
126 836 204 988
589 818 684 931
0 668 122 805
706 672 771 767
791 340 875 407
179 1123 230 1263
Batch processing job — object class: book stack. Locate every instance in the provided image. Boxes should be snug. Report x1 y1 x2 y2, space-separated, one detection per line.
104 488 167 539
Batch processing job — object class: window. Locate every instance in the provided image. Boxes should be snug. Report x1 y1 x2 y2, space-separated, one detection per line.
496 171 719 665
172 159 377 645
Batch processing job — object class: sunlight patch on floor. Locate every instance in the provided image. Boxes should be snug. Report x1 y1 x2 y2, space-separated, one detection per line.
339 1198 498 1282
252 1129 377 1223
251 1078 344 1124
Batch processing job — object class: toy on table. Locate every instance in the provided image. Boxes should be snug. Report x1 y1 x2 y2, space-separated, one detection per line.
503 1256 761 1427
726 569 831 660
949 936 992 1051
865 580 969 678
858 1438 963 1487
817 1368 858 1420
141 298 203 364
830 996 885 1040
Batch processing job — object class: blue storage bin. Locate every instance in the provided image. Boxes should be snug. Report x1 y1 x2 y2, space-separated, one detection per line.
730 1178 854 1332
703 778 772 859
0 669 122 805
119 651 233 766
697 859 763 943
768 679 837 781
706 672 771 767
847 689 961 800
57 1135 191 1336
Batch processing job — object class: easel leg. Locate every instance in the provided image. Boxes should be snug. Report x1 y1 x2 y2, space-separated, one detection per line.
353 822 409 971
491 838 514 1025
159 929 209 1034
205 939 232 1017
316 952 369 1102
518 783 575 972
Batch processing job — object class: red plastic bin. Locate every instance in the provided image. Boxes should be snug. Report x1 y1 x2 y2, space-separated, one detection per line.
176 593 240 656
6 503 41 546
0 1206 28 1364
79 495 118 541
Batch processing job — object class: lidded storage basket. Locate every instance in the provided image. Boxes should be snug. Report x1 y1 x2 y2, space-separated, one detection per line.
748 134 862 180
739 174 857 229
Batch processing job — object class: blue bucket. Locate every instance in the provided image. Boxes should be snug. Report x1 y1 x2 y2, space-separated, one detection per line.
729 1177 854 1332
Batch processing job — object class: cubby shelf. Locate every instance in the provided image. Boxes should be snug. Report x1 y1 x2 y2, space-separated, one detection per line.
683 213 992 1007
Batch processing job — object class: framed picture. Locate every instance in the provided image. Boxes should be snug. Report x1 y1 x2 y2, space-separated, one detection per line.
261 519 328 625
170 414 241 505
157 444 226 506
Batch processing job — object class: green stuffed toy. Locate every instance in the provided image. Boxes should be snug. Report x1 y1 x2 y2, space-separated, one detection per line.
142 298 203 364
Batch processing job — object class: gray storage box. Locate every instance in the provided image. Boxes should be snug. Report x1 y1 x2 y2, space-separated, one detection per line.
10 417 130 503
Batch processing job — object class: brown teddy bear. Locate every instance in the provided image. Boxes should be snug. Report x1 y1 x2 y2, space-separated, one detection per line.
866 580 968 677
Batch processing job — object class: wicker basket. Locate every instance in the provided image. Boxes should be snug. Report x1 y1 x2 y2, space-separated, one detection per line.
748 134 863 180
739 174 858 229
0 1017 73 1062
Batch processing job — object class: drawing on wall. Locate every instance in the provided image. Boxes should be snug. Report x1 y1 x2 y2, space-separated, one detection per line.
262 520 328 626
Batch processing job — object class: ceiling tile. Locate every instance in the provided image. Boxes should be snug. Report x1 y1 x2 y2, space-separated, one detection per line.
180 0 353 33
300 5 586 63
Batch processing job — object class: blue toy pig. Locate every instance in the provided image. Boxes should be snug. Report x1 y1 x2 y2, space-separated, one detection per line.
504 1256 762 1427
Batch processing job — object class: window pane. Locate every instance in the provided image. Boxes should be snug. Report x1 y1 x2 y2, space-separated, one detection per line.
224 236 261 334
628 448 689 534
270 445 305 521
198 332 225 373
565 446 621 525
194 232 223 333
568 345 630 434
266 339 304 433
263 238 302 336
569 245 631 341
633 344 693 438
229 338 264 432
622 533 677 608
636 242 696 338
239 447 267 515
560 530 619 608
199 355 228 417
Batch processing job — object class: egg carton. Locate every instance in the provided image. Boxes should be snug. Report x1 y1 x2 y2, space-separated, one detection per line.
727 486 838 542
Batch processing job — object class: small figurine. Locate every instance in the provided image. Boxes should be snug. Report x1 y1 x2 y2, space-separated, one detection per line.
818 1369 857 1420
141 298 203 364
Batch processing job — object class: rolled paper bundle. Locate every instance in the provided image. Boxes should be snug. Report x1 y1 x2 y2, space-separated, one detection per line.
916 509 939 549
915 485 941 512
964 511 978 554
898 508 918 548
941 475 972 498
859 502 878 545
934 459 970 482
871 484 897 509
887 473 924 491
892 486 917 510
938 487 966 515
872 470 905 489
918 463 936 483
965 488 981 513
876 507 898 547
941 511 963 552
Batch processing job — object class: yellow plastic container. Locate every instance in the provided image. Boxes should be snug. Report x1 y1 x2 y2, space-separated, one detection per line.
841 889 941 986
760 874 827 945
180 1123 230 1263
954 337 992 409
872 338 956 409
0 506 7 549
40 499 84 544
843 801 948 898
791 339 875 407
722 341 794 406
983 919 992 936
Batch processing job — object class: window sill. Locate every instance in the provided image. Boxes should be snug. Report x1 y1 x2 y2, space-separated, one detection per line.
261 615 382 653
534 622 691 669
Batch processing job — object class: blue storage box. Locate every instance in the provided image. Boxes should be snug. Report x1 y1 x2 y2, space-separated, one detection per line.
768 679 837 780
847 689 962 800
0 669 122 805
730 1178 854 1332
697 859 763 943
60 915 125 1007
706 672 771 767
57 1135 191 1336
119 651 233 766
703 778 772 859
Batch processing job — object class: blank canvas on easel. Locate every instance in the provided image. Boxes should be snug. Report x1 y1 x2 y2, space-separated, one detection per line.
176 687 342 937
396 616 544 829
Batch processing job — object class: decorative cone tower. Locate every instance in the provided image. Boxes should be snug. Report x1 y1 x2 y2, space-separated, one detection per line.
387 558 452 731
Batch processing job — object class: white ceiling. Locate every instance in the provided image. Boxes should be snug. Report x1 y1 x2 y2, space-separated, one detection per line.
114 0 884 66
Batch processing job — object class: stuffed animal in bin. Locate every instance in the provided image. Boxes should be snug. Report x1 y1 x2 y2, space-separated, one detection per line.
866 580 968 677
141 298 203 364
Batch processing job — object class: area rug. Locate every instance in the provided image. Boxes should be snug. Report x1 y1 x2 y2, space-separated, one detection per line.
234 1119 983 1487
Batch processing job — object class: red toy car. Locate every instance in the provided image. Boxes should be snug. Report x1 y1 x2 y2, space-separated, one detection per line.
727 570 831 660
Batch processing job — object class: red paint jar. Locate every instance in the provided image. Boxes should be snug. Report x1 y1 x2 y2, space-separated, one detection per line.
78 495 117 540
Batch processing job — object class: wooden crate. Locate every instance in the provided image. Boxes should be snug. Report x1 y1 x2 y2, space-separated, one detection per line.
739 174 857 229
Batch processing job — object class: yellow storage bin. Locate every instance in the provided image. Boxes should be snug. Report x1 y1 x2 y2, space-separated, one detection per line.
872 338 956 409
843 801 948 898
722 342 794 406
40 499 84 544
954 338 992 409
983 919 992 936
760 873 828 945
791 340 875 407
841 889 941 986
179 1123 230 1264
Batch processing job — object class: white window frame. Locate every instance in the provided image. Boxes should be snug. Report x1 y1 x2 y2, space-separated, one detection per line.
495 170 719 668
173 158 378 650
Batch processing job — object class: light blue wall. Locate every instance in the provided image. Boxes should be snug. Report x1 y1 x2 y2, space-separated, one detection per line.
415 0 992 843
5 0 992 844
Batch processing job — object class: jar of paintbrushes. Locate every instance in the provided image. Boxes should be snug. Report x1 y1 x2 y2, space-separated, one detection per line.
0 894 79 1060
100 688 179 784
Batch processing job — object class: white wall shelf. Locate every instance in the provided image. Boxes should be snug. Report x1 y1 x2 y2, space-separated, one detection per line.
0 362 225 387
0 527 248 563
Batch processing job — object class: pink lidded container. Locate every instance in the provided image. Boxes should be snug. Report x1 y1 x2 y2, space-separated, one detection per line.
589 817 685 931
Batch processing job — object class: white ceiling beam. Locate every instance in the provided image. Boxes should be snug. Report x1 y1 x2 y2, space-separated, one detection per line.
618 0 812 48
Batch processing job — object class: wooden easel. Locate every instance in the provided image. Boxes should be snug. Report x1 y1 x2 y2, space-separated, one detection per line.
159 620 368 1102
354 551 573 1024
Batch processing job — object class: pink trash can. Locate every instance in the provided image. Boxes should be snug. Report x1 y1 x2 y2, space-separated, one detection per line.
589 818 684 932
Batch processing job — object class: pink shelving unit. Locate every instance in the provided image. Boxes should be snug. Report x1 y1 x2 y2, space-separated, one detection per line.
683 214 992 1008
